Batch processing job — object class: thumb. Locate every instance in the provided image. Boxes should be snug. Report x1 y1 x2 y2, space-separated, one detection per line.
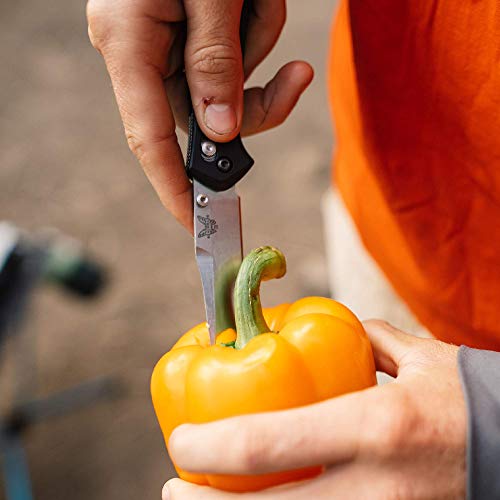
362 319 423 377
184 0 244 141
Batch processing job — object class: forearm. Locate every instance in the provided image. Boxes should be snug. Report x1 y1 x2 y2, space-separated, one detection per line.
459 346 500 499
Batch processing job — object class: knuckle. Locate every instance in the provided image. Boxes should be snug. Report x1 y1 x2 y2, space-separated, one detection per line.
189 39 240 81
125 130 177 165
87 0 134 51
420 338 457 363
86 1 112 50
363 319 394 332
85 0 101 20
126 132 145 160
273 112 286 128
86 0 107 29
237 426 270 473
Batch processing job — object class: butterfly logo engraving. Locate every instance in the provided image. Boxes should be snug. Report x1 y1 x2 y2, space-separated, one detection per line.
197 215 218 239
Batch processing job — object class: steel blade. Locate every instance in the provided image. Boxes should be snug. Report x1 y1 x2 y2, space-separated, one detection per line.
193 181 242 344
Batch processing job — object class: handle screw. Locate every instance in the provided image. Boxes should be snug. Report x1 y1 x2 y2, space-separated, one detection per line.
196 194 209 208
201 141 217 159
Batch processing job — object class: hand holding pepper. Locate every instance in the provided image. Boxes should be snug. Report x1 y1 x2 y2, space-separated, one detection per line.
151 247 376 491
162 321 466 499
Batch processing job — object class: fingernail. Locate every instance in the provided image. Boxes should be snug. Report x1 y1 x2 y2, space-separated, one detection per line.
204 103 237 135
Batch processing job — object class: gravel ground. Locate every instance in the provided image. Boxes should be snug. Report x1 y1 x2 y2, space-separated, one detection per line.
0 1 336 498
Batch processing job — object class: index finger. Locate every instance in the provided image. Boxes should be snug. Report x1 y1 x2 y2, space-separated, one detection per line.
168 384 391 475
98 34 193 230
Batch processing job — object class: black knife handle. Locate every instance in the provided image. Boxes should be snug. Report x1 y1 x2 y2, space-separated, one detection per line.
186 0 254 192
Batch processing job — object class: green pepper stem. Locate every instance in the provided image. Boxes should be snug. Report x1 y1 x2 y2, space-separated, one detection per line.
234 246 286 349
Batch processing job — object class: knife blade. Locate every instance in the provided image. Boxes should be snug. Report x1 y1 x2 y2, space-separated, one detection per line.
194 182 242 343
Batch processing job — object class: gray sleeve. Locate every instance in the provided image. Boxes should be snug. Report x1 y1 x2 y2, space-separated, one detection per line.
458 346 500 500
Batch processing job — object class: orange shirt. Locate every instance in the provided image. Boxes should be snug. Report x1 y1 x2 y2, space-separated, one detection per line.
329 0 500 349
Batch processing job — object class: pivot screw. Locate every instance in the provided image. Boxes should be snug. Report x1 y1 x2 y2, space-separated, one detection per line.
217 157 232 173
196 194 209 208
201 141 217 159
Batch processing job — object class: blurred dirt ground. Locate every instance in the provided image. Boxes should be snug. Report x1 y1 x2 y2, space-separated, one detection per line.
0 1 337 499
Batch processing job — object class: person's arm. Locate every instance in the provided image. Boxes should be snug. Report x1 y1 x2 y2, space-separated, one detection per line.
163 320 467 499
459 346 500 500
86 0 313 230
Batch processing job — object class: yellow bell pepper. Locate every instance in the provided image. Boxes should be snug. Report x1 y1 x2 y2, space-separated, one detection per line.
151 246 376 492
